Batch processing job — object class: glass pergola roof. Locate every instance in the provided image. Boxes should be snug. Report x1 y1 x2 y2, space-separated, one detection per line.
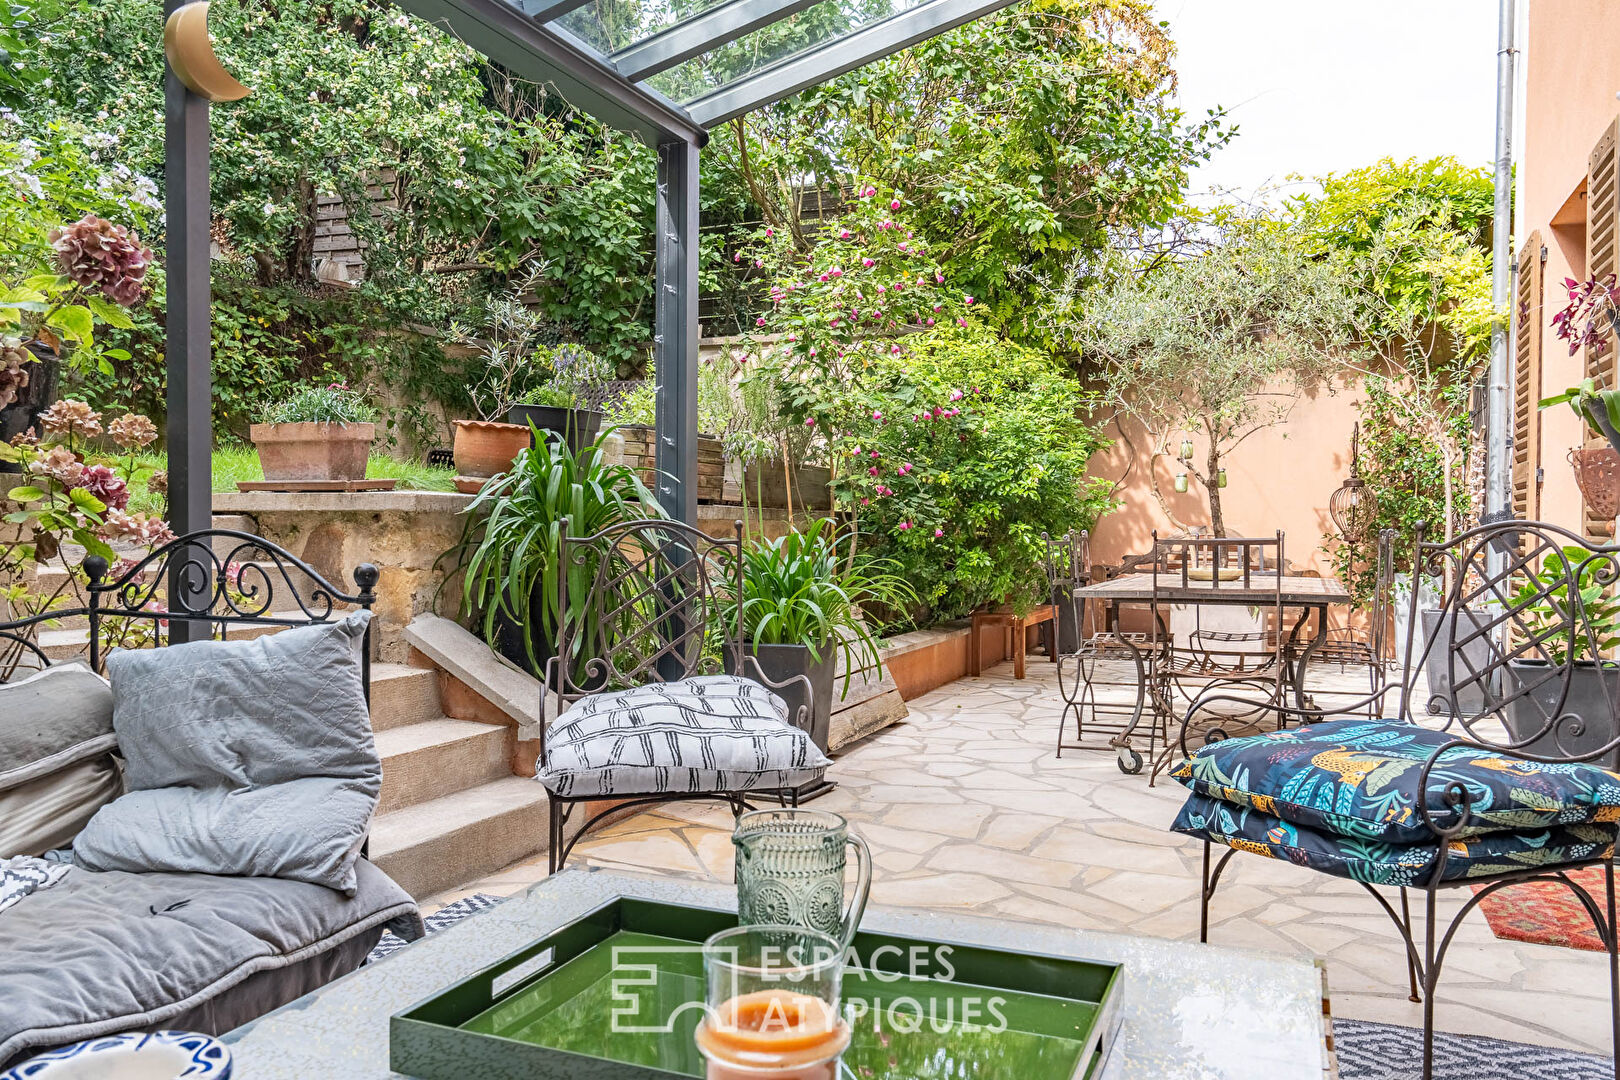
400 0 1020 143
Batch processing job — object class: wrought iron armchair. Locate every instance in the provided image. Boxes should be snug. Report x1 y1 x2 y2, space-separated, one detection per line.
1049 530 1171 773
1170 519 1620 1079
536 518 825 873
1 528 378 686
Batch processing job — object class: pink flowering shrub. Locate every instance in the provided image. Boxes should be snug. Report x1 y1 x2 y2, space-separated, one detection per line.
0 399 171 675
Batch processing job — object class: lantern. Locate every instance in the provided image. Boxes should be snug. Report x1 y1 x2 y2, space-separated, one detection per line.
1217 468 1228 489
1174 471 1189 494
1179 437 1195 461
1329 422 1378 543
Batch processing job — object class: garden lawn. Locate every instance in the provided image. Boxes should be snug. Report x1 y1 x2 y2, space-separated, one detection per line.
124 445 456 515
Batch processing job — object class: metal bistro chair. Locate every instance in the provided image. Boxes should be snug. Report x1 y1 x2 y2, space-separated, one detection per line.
1049 530 1171 774
534 518 828 873
1281 528 1395 719
1146 532 1288 781
1170 519 1620 1079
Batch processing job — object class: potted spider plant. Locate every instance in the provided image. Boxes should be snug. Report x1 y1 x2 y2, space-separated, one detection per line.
249 382 376 482
724 517 917 754
440 431 661 678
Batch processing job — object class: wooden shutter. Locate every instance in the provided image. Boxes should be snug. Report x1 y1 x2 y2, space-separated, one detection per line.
1586 121 1620 538
1513 233 1544 526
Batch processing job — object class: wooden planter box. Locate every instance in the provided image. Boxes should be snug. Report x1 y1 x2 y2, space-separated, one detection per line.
611 424 724 503
730 461 834 510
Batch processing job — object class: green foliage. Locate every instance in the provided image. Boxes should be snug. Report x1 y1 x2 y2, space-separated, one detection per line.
708 0 1231 332
1541 378 1620 451
261 381 375 425
441 432 662 672
1511 547 1620 667
1327 376 1469 607
121 444 454 515
518 386 578 409
730 517 917 683
833 329 1113 626
1060 209 1364 536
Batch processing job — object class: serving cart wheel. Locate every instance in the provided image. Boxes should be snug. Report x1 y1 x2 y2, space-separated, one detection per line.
1115 743 1144 774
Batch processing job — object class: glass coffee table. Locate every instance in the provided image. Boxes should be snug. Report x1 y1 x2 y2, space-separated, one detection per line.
222 869 1332 1079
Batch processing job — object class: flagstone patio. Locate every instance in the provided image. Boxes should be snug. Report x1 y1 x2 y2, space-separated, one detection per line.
427 659 1614 1057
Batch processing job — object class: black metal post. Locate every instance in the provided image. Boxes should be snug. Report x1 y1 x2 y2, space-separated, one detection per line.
654 138 699 525
164 0 214 642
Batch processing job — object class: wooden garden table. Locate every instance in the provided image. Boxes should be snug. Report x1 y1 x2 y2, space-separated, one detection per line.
969 603 1057 679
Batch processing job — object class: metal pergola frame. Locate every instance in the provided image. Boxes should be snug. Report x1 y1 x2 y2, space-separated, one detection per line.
162 0 1023 548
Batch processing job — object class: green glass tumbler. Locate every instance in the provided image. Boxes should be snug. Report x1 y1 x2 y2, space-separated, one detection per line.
732 809 871 948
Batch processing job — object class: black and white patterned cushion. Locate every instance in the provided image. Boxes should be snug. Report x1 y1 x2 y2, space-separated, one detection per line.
534 675 831 798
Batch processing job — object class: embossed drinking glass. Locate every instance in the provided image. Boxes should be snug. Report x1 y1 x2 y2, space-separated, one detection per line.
732 809 871 948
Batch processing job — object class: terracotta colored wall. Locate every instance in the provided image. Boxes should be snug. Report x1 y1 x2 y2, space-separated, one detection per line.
1084 371 1367 582
1520 0 1620 535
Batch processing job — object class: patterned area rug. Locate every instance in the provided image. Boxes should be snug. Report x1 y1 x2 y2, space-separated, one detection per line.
367 893 504 963
1336 1019 1610 1079
1472 865 1608 952
363 897 1609 1076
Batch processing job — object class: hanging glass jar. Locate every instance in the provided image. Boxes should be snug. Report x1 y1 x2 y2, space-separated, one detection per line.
1179 437 1195 461
1217 468 1228 489
1174 472 1189 493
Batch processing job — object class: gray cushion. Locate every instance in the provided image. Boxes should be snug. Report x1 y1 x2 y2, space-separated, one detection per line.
0 858 421 1066
73 612 379 894
0 663 116 792
535 674 830 798
0 756 122 858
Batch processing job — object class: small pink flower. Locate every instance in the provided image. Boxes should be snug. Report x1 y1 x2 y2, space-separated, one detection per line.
869 466 879 476
935 272 944 283
957 318 967 327
831 267 843 277
872 410 882 421
950 389 964 401
934 528 943 538
964 295 975 305
754 259 763 268
890 199 901 210
876 284 886 293
818 273 829 282
862 257 875 268
756 317 766 326
808 347 817 356
765 228 774 238
890 344 901 354
870 450 880 457
733 252 741 262
805 417 817 426
899 462 912 474
861 497 870 506
838 229 852 239
899 521 912 531
898 242 908 252
932 304 942 313
926 318 935 326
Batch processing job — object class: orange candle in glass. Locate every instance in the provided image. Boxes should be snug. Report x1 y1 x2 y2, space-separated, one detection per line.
694 989 852 1080
697 926 850 1080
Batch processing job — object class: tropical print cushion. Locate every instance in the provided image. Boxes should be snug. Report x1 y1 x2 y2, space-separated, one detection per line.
1170 719 1620 844
1172 792 1618 886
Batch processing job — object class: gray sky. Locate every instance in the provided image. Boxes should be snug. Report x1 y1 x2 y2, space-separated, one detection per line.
1158 0 1499 201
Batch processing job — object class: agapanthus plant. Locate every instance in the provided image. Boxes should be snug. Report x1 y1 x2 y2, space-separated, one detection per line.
0 399 170 678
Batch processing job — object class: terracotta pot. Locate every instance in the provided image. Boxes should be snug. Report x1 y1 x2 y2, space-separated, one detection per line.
453 419 530 479
249 421 373 482
1571 445 1620 520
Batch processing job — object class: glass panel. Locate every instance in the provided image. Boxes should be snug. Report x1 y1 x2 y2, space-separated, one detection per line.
651 0 924 101
555 0 732 55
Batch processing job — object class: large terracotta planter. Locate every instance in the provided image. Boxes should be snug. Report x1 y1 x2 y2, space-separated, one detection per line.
1571 445 1620 521
452 420 530 481
249 421 373 482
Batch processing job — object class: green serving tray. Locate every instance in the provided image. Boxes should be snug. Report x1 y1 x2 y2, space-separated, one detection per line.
391 897 1123 1080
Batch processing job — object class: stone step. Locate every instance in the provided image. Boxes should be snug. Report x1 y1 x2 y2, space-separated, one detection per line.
368 663 443 731
369 776 550 900
374 716 511 815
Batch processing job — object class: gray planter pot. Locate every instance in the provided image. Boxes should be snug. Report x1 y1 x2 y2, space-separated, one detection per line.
730 641 835 754
1418 608 1498 715
1505 659 1620 766
506 404 603 454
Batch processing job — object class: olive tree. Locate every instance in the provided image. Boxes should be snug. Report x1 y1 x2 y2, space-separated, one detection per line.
1053 210 1366 537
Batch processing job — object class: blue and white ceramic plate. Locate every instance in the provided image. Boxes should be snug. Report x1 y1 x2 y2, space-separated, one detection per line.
1 1031 231 1080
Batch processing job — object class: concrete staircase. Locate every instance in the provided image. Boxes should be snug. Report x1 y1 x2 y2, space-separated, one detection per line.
366 663 550 900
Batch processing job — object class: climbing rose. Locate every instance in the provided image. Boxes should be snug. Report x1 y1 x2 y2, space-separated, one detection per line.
49 215 152 306
934 528 944 538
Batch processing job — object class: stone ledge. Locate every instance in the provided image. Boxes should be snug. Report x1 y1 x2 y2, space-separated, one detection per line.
404 613 547 741
214 490 475 514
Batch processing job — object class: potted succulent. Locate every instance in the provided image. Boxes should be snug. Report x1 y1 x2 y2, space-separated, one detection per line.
441 432 661 678
1 216 152 471
249 382 375 483
506 344 612 453
723 517 916 754
1502 545 1620 760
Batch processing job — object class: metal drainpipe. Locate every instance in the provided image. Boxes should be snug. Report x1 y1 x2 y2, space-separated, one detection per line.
1483 0 1517 567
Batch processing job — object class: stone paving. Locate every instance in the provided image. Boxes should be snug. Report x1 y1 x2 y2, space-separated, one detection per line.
427 658 1616 1057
